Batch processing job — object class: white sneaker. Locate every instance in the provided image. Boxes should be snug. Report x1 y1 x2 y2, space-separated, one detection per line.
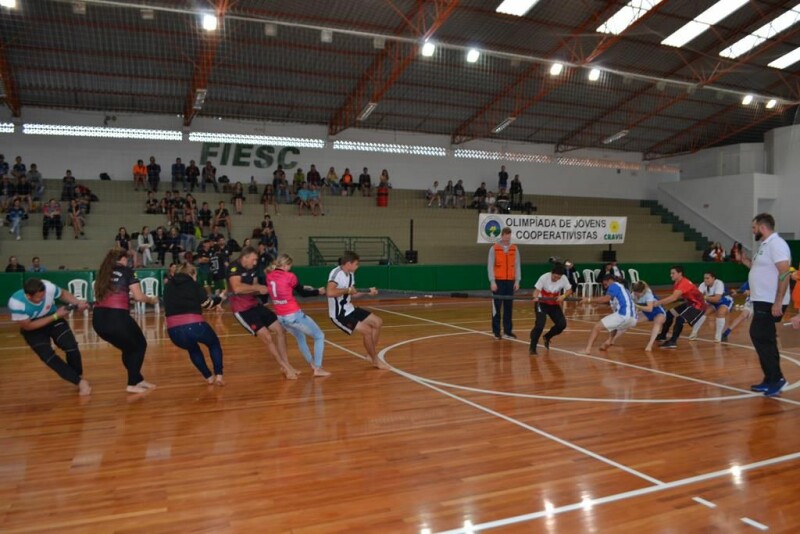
136 380 157 390
688 332 698 340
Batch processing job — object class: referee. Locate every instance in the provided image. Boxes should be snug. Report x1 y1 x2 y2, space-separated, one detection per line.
735 213 791 397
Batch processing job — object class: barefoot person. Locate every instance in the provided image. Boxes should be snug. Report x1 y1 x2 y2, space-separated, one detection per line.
227 246 299 379
529 263 572 355
93 248 159 393
327 251 388 369
163 262 226 385
581 274 637 353
8 278 92 395
267 254 330 377
631 280 672 352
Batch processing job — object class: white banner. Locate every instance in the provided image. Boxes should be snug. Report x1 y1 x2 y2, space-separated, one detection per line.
477 214 627 245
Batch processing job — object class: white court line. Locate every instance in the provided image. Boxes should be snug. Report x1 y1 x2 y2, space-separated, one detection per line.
740 517 769 530
692 497 717 508
374 307 800 406
433 451 800 533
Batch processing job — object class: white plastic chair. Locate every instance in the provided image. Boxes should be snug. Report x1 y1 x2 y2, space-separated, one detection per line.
628 268 640 285
67 279 89 316
136 277 160 314
578 269 600 298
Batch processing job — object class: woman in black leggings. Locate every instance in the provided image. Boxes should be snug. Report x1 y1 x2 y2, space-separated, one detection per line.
92 248 158 393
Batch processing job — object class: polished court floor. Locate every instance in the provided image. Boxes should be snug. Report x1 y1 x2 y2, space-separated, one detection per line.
1 298 799 533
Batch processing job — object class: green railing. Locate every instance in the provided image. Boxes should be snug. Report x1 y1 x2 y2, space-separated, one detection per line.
308 236 406 266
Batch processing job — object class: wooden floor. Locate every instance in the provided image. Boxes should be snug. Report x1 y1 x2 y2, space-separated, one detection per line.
1 298 800 533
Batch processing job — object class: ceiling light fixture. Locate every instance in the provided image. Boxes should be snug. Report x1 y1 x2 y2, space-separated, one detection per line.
357 102 378 121
72 1 86 15
141 9 154 20
766 98 778 109
321 29 333 43
373 37 385 49
720 4 800 59
742 94 753 105
421 41 436 57
466 49 480 63
661 0 748 48
602 129 629 144
202 13 218 31
492 116 516 134
597 0 663 35
588 68 601 81
549 62 564 76
0 0 17 9
264 23 277 37
768 45 800 69
495 0 542 17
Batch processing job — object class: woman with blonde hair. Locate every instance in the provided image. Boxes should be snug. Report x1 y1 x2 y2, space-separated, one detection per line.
163 262 226 385
631 280 672 352
266 253 330 377
92 248 158 393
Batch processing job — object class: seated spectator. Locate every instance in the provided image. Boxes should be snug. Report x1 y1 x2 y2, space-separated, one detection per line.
184 193 197 222
152 226 169 265
201 161 219 193
359 167 372 197
197 201 213 232
296 183 311 215
6 198 27 240
161 190 175 222
326 167 341 195
27 164 44 202
28 256 47 273
137 226 155 267
145 191 160 214
307 164 321 187
5 255 25 272
248 176 259 194
341 168 354 196
207 224 225 244
260 214 274 231
485 191 497 213
443 180 455 208
132 159 147 191
15 175 33 212
74 183 93 214
179 212 197 253
702 243 714 262
454 179 466 208
172 190 186 222
61 170 76 202
42 198 63 240
11 156 26 180
69 199 86 239
186 160 200 192
380 169 391 189
260 225 279 257
261 183 278 215
292 168 305 194
231 182 245 215
472 181 487 210
709 241 726 262
1 175 16 212
114 226 137 267
730 241 743 263
509 174 523 208
426 181 441 207
308 184 324 216
166 226 184 265
273 165 290 204
496 188 511 213
213 200 232 238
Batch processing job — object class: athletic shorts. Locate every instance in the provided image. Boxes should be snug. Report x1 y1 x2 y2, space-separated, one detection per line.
670 302 705 326
641 307 665 322
330 307 371 335
709 295 734 311
234 305 278 335
212 278 227 292
197 270 211 288
601 314 638 332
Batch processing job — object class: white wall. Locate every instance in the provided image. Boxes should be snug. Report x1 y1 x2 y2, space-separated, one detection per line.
661 143 765 179
0 107 677 199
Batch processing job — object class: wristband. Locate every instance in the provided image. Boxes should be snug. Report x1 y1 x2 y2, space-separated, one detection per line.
52 312 59 322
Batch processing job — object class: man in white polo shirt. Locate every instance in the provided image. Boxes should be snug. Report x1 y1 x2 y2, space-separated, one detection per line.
735 213 791 397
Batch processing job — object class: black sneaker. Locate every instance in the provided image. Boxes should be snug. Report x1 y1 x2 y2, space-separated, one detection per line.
503 332 517 340
660 340 677 349
544 337 551 350
493 333 502 340
655 335 667 342
529 346 537 355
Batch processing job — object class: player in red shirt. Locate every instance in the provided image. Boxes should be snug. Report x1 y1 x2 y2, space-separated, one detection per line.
654 265 706 349
266 254 330 377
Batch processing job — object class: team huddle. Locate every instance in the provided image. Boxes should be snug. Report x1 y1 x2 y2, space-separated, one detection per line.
8 249 384 396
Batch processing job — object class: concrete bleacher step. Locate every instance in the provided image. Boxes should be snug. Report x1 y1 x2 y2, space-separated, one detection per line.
1 181 702 269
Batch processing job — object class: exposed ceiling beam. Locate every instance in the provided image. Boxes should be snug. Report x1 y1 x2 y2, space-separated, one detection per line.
449 0 667 145
327 0 460 136
0 44 21 117
557 1 800 152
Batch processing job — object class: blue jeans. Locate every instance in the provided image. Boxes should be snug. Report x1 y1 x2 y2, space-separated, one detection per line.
168 322 223 378
9 215 22 237
278 311 325 367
